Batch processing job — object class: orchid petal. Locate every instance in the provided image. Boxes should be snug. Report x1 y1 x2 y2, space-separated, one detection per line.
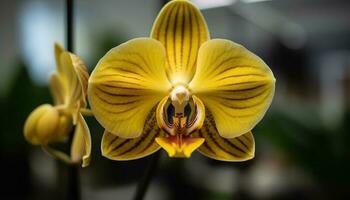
193 111 255 161
49 73 65 105
151 0 209 84
54 43 89 114
88 38 171 138
70 113 91 167
101 110 164 160
190 39 275 138
70 53 89 102
59 52 89 124
54 43 65 76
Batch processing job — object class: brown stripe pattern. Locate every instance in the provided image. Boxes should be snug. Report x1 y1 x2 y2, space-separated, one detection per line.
193 110 255 161
71 53 89 99
150 0 209 83
189 39 275 138
59 52 88 107
102 109 165 160
88 38 171 138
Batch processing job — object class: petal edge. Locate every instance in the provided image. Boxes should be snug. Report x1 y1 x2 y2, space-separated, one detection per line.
190 39 275 138
88 38 171 138
151 0 210 84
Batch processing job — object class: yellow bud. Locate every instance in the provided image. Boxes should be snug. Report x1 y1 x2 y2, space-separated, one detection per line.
54 115 73 141
24 104 60 145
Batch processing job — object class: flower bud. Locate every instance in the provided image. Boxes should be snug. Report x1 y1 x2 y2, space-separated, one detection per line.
24 104 60 144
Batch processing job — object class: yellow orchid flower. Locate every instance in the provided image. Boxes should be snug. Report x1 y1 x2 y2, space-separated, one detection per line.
24 43 92 167
88 0 275 161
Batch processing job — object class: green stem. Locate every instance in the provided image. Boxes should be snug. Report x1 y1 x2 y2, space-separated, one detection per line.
133 151 162 200
43 144 75 165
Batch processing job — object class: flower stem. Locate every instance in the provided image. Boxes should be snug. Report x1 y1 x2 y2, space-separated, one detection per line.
66 0 74 52
67 165 81 200
65 0 81 200
43 144 75 165
133 151 162 200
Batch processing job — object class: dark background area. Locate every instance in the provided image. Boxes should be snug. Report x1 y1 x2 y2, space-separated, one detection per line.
1 0 350 199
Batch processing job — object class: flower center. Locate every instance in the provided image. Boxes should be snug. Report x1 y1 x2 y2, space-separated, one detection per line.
155 85 206 158
170 85 190 117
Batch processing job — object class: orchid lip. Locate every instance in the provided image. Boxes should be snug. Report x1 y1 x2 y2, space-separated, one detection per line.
155 135 205 158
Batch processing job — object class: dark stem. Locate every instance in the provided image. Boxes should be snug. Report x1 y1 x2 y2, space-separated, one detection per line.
66 0 74 52
133 151 162 200
67 129 81 200
66 163 81 200
66 0 80 200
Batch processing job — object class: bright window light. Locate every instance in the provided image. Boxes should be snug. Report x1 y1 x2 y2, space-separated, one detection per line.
19 1 63 85
241 0 272 3
191 0 237 10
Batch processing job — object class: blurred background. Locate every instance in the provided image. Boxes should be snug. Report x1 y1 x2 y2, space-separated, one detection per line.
1 0 350 199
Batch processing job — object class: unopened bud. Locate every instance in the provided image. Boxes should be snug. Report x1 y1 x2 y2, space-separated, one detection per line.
24 104 61 144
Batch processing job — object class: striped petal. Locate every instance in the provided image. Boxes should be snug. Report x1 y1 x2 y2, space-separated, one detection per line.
88 38 171 138
151 0 209 84
71 113 91 167
60 52 89 107
194 111 255 161
101 110 164 160
70 53 89 102
54 43 88 103
189 39 275 138
54 43 89 107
